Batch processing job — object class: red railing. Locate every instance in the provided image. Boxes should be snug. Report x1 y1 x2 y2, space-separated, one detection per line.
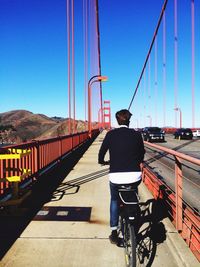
142 141 200 261
0 130 99 198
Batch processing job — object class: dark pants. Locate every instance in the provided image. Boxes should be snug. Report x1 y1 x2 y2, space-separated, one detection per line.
109 180 141 230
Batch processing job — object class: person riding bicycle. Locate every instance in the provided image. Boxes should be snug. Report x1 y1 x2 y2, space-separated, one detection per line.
98 109 145 245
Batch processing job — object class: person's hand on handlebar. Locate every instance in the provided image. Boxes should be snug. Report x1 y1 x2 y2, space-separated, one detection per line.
98 160 110 166
103 160 110 165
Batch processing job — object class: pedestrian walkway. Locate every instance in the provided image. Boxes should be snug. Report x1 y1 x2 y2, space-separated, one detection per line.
0 131 198 267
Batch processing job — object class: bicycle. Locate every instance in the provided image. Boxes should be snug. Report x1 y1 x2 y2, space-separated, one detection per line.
117 184 140 267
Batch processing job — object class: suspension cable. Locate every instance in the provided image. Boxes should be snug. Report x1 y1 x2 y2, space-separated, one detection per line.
128 0 168 111
67 0 71 134
191 0 195 128
163 11 166 126
71 0 76 133
83 0 88 128
95 0 103 113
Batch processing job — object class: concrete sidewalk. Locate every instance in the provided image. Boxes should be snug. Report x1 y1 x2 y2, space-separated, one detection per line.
0 131 198 267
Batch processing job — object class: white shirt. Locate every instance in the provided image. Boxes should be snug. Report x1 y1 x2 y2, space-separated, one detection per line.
109 171 142 184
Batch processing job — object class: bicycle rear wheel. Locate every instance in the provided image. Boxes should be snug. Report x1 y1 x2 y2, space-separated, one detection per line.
123 222 137 267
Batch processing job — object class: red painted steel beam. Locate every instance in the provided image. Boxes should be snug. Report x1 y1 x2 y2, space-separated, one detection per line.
174 155 183 231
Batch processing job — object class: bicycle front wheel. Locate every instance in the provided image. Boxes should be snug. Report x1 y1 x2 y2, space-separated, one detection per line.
124 222 137 267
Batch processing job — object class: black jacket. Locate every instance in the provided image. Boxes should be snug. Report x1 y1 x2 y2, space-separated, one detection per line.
98 127 145 173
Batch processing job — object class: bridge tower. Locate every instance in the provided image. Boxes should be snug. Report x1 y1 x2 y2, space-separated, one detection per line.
103 100 111 129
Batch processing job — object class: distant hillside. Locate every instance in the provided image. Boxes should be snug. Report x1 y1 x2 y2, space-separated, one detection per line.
37 119 86 139
0 110 87 144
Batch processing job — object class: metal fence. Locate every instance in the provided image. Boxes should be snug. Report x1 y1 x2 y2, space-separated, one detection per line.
142 141 200 261
0 130 99 203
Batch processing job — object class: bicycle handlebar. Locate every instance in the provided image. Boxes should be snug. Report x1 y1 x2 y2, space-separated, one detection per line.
100 160 110 166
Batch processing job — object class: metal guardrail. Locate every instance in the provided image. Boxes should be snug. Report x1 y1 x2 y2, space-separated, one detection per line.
0 148 32 206
0 130 99 206
142 141 200 261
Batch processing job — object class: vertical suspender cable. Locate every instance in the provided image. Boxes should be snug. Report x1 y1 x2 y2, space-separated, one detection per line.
163 11 166 127
71 0 76 133
83 0 88 130
91 1 96 120
191 0 195 128
174 0 178 127
128 0 168 111
154 37 158 126
95 0 103 123
67 0 71 134
88 1 91 77
88 1 92 123
148 56 151 118
143 70 146 126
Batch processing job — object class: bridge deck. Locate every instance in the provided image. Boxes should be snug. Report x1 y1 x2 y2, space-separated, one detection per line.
0 131 198 267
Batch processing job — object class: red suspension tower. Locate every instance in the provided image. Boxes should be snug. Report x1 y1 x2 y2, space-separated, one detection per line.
103 100 111 129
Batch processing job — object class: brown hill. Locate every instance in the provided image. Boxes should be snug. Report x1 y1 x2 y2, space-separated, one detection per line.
0 110 33 125
0 110 58 143
37 119 86 139
0 110 86 144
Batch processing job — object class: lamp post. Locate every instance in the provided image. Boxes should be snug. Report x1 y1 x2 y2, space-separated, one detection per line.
174 107 182 128
88 75 108 137
147 115 152 127
98 108 103 129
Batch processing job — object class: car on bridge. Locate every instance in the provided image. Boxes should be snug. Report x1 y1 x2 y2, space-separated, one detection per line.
142 127 165 142
173 128 193 140
192 129 200 138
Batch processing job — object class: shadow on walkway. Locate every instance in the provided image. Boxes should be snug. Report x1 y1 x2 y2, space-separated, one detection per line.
0 138 94 260
51 168 109 201
135 198 168 266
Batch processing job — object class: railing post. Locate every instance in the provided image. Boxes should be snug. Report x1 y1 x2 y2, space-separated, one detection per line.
174 155 183 231
59 136 62 159
33 140 40 179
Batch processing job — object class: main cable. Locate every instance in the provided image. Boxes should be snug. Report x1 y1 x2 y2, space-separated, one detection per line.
128 0 168 111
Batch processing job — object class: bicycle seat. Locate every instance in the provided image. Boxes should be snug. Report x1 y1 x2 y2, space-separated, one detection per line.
118 184 137 191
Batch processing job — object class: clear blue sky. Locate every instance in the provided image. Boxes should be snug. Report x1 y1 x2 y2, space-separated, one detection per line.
0 0 199 128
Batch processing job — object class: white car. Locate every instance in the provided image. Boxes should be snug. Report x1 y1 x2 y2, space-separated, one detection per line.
192 130 200 137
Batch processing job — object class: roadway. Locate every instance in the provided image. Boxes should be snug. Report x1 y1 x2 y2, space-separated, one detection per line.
0 131 198 267
160 134 200 159
144 134 200 212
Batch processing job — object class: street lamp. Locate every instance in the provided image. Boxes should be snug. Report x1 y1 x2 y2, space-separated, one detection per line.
174 107 182 128
88 75 108 137
147 115 152 127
